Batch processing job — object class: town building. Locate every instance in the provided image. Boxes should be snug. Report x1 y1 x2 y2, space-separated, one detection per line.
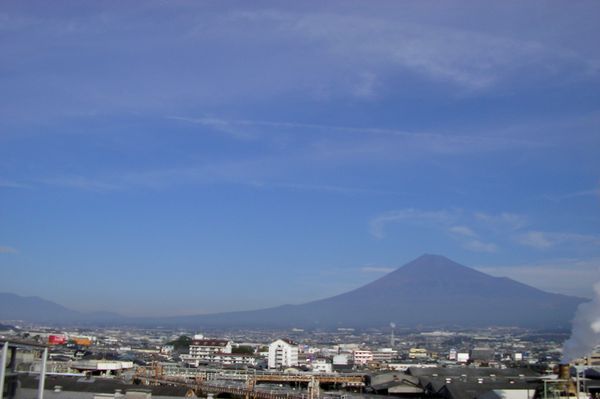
373 348 398 363
353 350 373 365
268 339 299 369
311 359 333 373
409 348 428 359
181 338 237 367
183 352 258 367
189 338 232 357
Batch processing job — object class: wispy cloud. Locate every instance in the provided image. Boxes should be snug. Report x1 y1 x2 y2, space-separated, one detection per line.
544 187 600 202
360 266 395 273
372 207 599 254
449 225 477 238
474 212 528 231
0 246 17 254
167 116 258 140
477 257 600 298
369 208 455 239
40 176 120 192
448 224 497 253
40 161 268 192
169 115 539 156
265 182 389 196
0 178 30 189
352 71 378 99
369 208 539 253
2 3 598 123
515 231 552 249
231 8 596 92
463 239 497 253
515 231 600 250
39 163 386 197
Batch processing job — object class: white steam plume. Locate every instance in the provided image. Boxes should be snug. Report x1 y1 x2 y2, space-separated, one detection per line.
562 282 600 362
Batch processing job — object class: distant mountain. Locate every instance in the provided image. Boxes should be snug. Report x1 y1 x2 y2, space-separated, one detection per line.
1 255 587 328
0 322 17 331
162 254 586 328
0 293 80 322
0 292 122 324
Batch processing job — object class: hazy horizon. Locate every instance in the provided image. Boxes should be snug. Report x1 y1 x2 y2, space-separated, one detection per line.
1 1 599 317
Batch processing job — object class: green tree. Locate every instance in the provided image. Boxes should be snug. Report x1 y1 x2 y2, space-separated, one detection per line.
232 345 255 355
168 335 192 352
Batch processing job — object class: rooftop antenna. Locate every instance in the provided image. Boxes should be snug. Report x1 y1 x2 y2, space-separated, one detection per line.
390 322 396 347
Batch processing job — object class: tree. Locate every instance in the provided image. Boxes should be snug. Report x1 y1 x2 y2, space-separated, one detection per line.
168 335 192 352
232 345 254 355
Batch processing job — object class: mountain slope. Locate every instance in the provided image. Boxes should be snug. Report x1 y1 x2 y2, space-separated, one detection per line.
0 293 123 324
0 292 82 322
303 254 584 326
166 254 585 328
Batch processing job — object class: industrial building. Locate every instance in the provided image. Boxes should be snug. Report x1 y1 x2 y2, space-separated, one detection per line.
369 366 542 399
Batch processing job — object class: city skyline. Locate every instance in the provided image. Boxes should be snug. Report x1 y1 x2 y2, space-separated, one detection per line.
1 1 599 316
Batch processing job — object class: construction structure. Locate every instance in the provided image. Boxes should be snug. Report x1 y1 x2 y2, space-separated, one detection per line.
134 364 366 399
541 364 589 399
0 339 48 399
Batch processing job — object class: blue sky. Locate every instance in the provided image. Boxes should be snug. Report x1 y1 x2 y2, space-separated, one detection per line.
1 1 599 316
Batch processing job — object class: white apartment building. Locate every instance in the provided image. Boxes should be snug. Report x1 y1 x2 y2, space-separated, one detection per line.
352 350 373 365
333 354 349 365
268 339 299 369
372 348 397 363
182 352 258 367
408 348 428 359
189 339 232 357
311 359 332 373
181 338 238 366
